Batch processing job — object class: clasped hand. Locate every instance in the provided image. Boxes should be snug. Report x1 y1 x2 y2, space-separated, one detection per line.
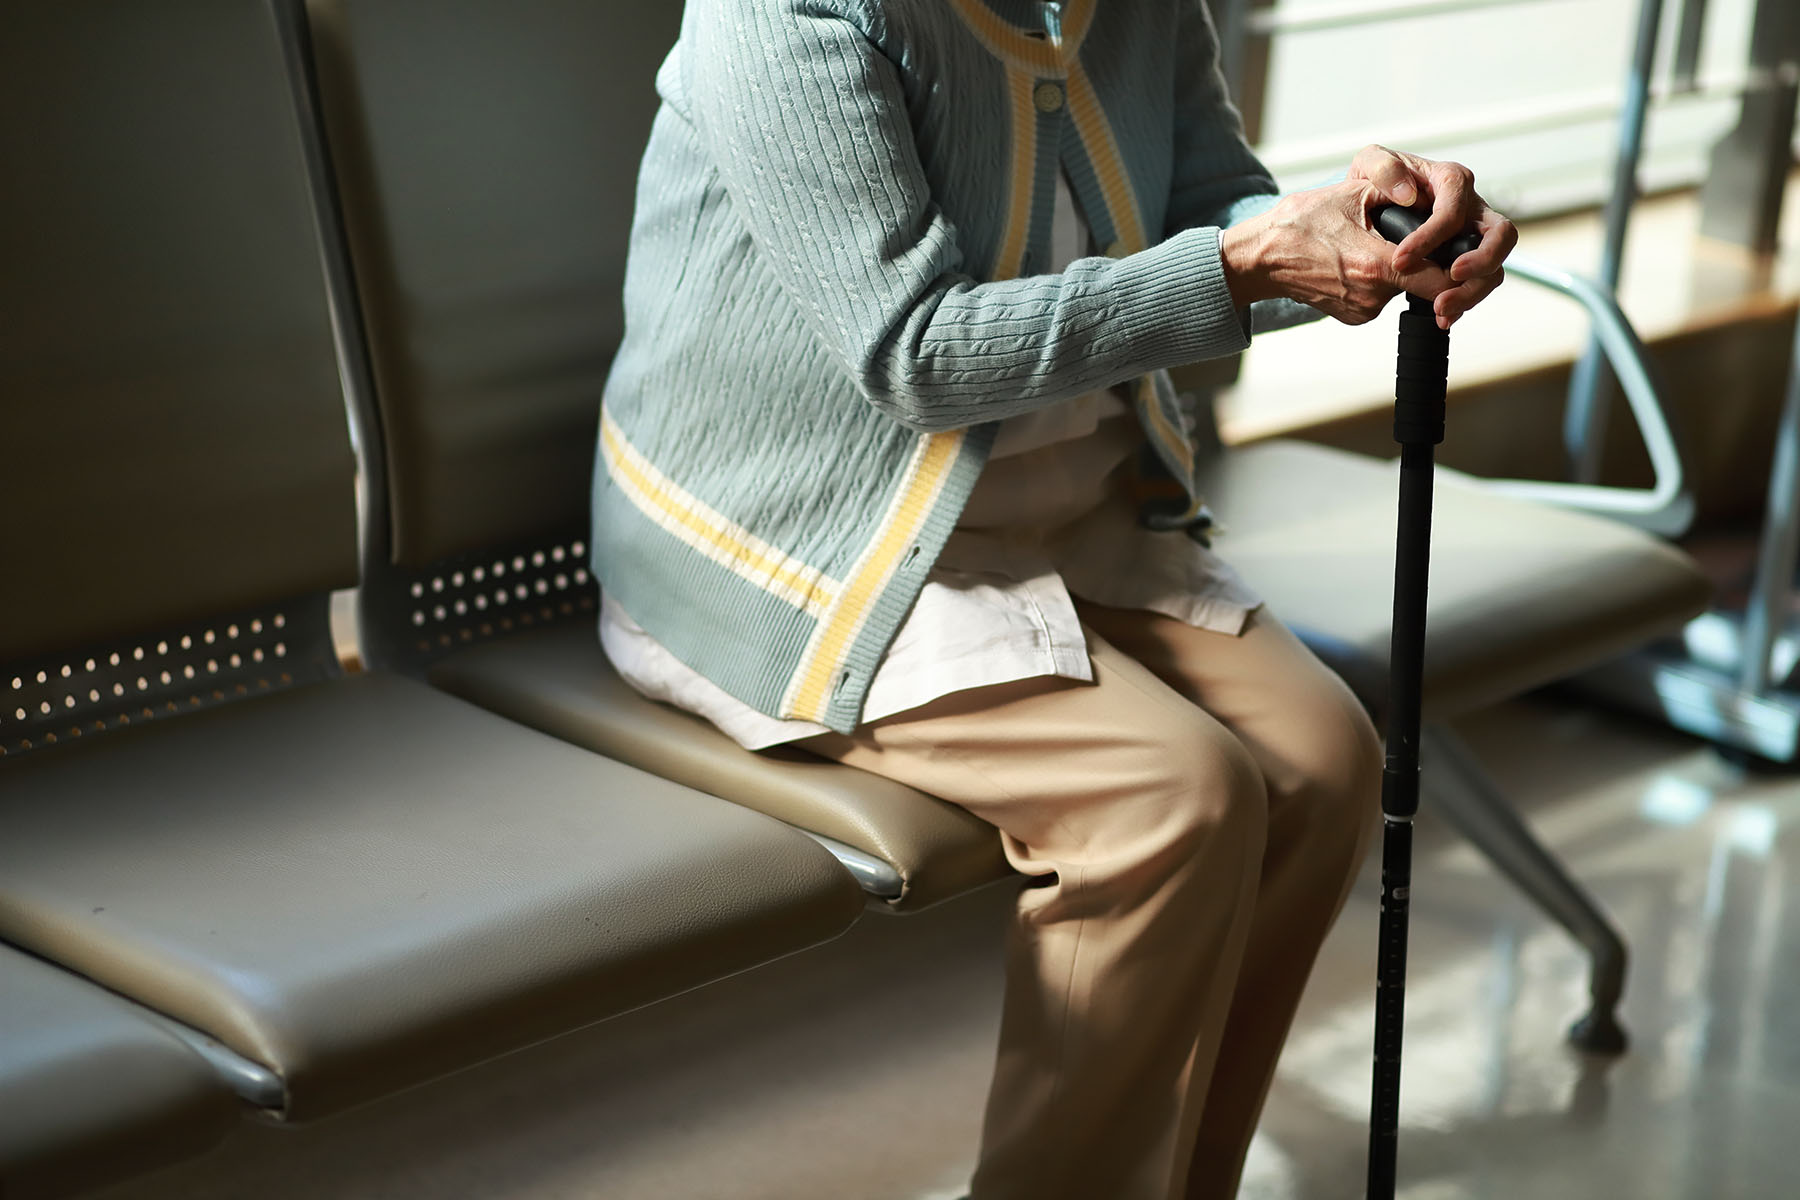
1222 144 1518 331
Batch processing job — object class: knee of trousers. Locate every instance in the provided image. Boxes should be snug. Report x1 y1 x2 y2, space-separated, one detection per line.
1134 714 1271 874
1271 690 1384 860
1028 714 1270 917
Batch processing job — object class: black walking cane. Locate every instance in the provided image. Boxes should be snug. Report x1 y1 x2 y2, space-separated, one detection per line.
1364 203 1481 1200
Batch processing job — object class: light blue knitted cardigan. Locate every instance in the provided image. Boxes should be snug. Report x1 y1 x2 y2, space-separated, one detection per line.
593 0 1285 733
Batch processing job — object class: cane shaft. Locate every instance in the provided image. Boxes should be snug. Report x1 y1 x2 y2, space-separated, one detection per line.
1367 815 1413 1195
1367 294 1448 1200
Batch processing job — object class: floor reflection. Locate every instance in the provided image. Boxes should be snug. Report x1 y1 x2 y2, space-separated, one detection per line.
1245 700 1800 1200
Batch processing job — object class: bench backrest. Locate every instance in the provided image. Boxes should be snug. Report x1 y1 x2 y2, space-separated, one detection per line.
0 0 358 756
304 0 681 650
299 0 682 667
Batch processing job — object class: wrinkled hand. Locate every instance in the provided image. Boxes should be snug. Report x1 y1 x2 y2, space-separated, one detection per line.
1221 144 1517 330
1347 144 1515 326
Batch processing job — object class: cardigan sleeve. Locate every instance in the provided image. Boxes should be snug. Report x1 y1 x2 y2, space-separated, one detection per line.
681 0 1253 433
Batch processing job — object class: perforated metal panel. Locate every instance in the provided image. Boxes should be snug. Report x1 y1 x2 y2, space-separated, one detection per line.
362 532 597 673
0 600 336 759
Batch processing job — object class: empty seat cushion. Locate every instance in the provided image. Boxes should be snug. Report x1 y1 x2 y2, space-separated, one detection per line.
0 673 863 1121
1202 440 1713 716
428 625 1011 911
0 946 235 1199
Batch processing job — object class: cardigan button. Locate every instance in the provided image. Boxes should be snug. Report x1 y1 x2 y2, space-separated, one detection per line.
1033 82 1064 113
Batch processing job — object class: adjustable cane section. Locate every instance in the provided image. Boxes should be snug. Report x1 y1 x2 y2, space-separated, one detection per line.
1365 202 1464 1200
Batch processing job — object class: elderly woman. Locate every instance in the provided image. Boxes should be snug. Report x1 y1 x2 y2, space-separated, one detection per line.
591 1 1515 1197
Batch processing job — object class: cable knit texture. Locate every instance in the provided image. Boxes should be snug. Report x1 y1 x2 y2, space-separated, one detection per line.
593 0 1279 732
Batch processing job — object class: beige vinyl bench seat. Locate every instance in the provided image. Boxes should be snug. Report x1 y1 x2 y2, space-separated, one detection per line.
423 439 1708 913
0 672 864 1123
429 629 1010 910
0 946 236 1200
1202 440 1713 717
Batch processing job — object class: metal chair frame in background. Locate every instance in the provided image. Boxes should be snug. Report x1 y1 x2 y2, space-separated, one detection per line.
1212 0 1800 763
1568 0 1800 765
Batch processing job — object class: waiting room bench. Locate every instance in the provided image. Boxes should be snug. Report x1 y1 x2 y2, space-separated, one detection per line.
292 0 1703 1054
0 1 1712 1194
0 3 863 1193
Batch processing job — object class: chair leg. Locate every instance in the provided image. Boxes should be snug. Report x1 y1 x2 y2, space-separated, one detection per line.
1420 723 1630 1055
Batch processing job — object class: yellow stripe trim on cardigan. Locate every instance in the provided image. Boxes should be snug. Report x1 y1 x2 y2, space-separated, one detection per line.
1065 62 1146 255
783 429 966 720
600 409 840 617
1134 376 1196 488
943 0 1097 76
995 66 1037 280
1058 64 1195 490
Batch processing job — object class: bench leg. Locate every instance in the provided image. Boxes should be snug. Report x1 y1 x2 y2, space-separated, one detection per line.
1420 723 1630 1055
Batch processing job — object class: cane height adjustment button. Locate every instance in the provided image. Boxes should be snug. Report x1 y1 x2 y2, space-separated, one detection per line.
1033 82 1065 113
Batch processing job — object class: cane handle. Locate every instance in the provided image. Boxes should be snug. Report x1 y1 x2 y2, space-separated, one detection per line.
1371 204 1482 270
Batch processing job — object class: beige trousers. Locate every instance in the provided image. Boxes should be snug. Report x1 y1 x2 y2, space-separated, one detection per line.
800 601 1380 1200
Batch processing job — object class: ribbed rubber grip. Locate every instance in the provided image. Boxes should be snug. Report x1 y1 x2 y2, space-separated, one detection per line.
1393 298 1448 446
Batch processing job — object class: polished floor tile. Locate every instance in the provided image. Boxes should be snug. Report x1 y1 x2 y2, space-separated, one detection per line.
96 695 1800 1200
1243 700 1800 1200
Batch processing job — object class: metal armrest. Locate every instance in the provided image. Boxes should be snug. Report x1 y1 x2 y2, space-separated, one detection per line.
1481 254 1696 537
